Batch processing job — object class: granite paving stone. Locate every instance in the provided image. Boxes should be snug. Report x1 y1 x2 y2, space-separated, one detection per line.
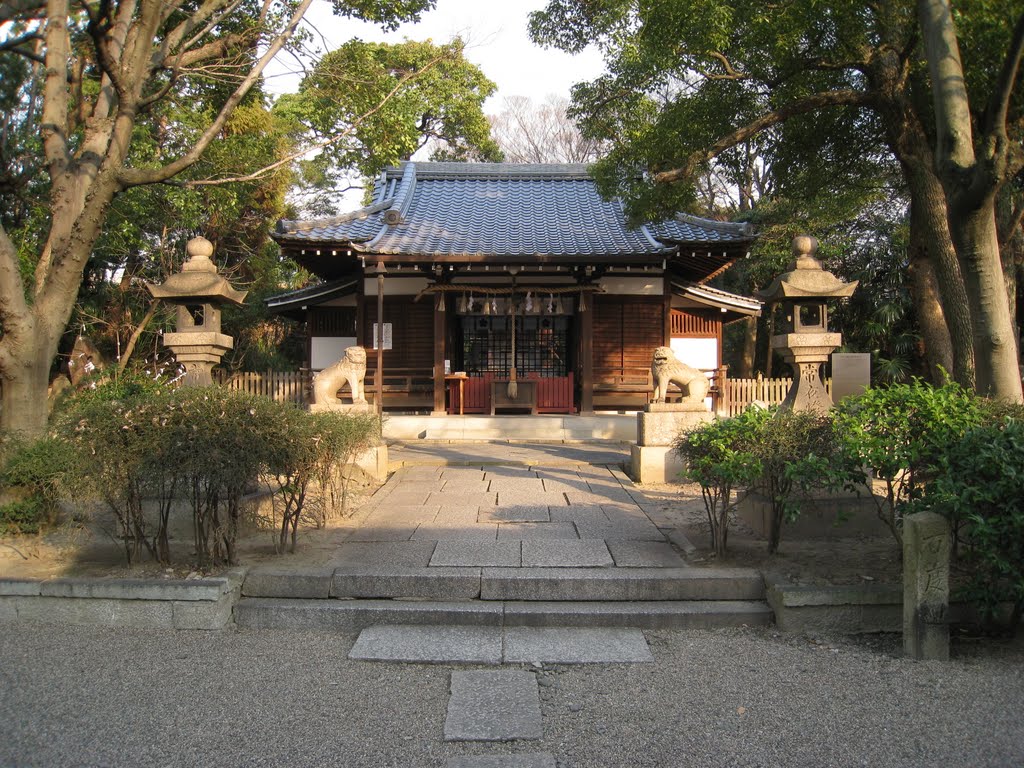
444 670 542 742
607 540 688 567
502 627 654 663
446 754 556 768
348 625 502 664
497 492 569 508
573 521 665 541
412 523 499 542
496 522 579 541
329 541 437 568
430 541 522 567
434 508 485 525
427 492 498 507
521 540 613 568
378 491 433 506
478 505 550 523
487 479 546 494
344 526 417 542
547 505 610 525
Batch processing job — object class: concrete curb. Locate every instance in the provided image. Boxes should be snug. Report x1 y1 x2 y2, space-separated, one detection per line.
0 569 247 630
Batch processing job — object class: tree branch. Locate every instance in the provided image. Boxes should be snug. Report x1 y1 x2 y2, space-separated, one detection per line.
0 0 45 24
40 0 71 170
999 200 1024 247
118 0 313 187
982 12 1024 140
654 90 874 185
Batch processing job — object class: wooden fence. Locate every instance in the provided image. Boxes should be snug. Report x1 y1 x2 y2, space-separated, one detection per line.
212 369 309 405
212 368 832 418
722 375 832 417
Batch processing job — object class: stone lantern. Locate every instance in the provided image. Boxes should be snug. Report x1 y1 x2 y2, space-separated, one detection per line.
756 235 857 413
147 236 247 386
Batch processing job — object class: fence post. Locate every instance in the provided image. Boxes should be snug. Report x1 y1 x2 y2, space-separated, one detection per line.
715 365 728 417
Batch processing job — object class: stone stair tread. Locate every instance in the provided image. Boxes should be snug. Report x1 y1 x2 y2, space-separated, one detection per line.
234 597 772 631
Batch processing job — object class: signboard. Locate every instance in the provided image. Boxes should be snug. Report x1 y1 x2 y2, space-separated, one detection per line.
371 322 393 350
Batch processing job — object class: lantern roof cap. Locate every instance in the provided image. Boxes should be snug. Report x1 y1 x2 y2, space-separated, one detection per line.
755 235 857 302
147 237 247 305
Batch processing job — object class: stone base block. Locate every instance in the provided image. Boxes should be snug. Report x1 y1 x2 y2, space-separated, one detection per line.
737 489 885 539
352 444 388 482
636 409 713 446
630 444 684 484
307 401 374 414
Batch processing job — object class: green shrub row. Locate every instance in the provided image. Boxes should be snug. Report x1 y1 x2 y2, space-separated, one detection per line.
0 375 380 567
674 379 1024 631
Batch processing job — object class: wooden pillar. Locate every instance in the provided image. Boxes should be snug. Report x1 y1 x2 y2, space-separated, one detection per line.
433 293 446 414
579 292 594 414
375 262 384 416
663 276 673 346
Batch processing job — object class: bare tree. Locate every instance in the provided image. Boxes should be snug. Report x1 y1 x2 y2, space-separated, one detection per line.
489 95 603 164
0 0 433 436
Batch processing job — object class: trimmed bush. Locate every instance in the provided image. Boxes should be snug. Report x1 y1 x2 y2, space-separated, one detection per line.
674 408 767 556
915 419 1024 634
57 378 381 567
832 379 987 547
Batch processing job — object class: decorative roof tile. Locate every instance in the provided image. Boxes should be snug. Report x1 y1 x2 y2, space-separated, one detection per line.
274 162 755 259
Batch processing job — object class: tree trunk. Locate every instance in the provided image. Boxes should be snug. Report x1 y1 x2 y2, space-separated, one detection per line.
735 316 756 379
949 201 1024 400
1 344 54 438
903 157 975 388
907 200 955 382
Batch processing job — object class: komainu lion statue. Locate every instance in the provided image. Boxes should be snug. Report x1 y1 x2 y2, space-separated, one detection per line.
312 346 367 405
651 346 709 404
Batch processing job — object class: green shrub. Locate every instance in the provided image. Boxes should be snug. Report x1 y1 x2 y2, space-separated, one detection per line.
0 496 46 535
747 409 843 554
57 376 381 566
674 408 767 556
915 419 1024 634
0 436 76 512
832 379 987 547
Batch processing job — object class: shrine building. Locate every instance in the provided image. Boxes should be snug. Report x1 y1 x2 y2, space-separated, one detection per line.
268 162 760 415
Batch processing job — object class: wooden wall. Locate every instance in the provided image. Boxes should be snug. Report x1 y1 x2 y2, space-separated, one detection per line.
593 296 665 372
360 295 434 369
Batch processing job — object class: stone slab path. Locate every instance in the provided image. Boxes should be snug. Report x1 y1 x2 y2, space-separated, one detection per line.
444 670 543 742
347 625 653 665
446 755 556 768
332 461 688 572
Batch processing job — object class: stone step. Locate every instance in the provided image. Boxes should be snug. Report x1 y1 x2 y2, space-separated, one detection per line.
233 597 772 631
243 566 765 602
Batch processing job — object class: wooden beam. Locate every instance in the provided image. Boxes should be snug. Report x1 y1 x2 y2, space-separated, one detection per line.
579 294 594 414
376 263 384 416
433 293 446 413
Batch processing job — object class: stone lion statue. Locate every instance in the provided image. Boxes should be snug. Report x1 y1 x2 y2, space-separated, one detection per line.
651 346 709 404
312 346 367 405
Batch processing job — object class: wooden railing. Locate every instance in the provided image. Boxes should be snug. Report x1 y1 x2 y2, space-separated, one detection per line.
450 373 575 415
722 375 833 417
212 369 309 404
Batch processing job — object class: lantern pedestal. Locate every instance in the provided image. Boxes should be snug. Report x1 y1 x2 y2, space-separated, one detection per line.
771 332 842 415
162 331 234 386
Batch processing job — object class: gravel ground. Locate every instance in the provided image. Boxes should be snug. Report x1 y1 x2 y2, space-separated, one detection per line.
2 623 1023 767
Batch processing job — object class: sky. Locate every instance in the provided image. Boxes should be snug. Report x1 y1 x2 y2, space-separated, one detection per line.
263 0 605 110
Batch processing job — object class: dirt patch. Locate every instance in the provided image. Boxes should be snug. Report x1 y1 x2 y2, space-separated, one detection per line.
636 480 903 587
0 484 382 581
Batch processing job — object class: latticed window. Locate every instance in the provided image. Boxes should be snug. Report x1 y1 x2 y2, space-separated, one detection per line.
461 316 569 377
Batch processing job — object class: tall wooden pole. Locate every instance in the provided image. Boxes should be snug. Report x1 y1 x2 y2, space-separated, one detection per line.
376 262 384 416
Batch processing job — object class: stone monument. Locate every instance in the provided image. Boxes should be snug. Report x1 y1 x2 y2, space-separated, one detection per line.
756 235 857 414
309 346 373 413
147 236 246 386
903 512 951 661
631 346 713 483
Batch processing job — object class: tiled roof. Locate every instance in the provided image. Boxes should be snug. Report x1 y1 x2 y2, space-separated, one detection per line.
274 162 754 258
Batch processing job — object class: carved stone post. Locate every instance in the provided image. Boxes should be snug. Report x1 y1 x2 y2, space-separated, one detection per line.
903 511 951 661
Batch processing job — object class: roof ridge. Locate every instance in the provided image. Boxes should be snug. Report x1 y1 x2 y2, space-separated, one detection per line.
276 199 392 234
387 161 594 179
671 213 754 236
